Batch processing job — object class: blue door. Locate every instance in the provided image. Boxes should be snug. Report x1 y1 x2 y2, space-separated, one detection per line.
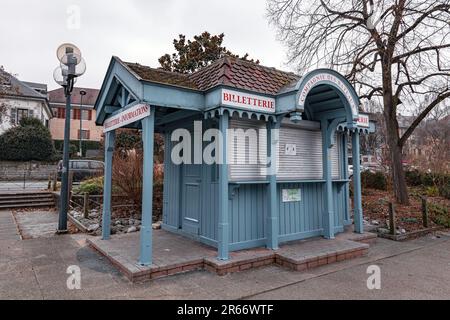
181 164 201 235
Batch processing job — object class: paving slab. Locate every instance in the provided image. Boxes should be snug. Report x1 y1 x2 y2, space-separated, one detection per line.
0 210 20 241
13 209 58 239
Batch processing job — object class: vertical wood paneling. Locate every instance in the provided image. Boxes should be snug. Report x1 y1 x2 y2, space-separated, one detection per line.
228 184 267 244
162 133 181 228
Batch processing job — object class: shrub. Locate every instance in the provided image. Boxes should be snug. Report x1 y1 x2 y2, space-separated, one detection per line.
361 171 387 191
112 151 164 210
0 117 55 161
405 170 450 192
429 203 450 228
439 182 450 200
425 186 439 197
77 176 104 195
405 170 423 186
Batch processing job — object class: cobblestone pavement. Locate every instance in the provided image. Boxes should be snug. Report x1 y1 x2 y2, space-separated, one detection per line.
1 209 449 300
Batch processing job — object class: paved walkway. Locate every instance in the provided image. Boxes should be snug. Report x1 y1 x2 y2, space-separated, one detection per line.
0 210 21 241
0 210 449 299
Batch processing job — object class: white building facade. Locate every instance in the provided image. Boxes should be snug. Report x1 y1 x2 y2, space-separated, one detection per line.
0 70 52 134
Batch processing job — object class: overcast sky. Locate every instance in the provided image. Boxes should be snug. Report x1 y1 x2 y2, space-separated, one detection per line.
0 0 291 91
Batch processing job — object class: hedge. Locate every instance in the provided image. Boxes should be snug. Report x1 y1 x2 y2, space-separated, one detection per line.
0 117 56 161
53 140 101 157
361 171 388 191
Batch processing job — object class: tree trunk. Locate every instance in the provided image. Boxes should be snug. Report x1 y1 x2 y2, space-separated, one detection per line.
381 57 410 205
384 112 410 204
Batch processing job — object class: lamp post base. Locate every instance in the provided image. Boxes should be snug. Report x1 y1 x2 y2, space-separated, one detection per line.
56 229 69 235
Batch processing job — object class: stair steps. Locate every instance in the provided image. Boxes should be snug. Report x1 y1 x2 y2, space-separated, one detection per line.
0 192 55 209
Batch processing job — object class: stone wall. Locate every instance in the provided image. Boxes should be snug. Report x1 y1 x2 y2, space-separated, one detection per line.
0 161 58 181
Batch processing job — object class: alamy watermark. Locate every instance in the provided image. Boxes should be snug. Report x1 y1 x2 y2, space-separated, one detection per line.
66 4 81 30
66 265 81 290
366 265 381 290
170 121 279 173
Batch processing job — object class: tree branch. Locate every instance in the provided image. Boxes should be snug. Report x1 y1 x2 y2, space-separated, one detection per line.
399 91 450 147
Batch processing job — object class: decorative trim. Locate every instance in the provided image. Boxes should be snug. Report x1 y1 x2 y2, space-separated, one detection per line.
204 107 277 122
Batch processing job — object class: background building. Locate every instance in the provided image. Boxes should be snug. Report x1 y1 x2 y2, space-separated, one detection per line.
0 69 52 134
48 87 101 142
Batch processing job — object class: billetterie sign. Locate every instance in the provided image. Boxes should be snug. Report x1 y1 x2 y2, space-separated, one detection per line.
221 89 276 113
103 103 150 132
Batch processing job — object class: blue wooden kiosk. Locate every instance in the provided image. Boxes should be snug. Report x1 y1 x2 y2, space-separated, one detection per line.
95 56 374 266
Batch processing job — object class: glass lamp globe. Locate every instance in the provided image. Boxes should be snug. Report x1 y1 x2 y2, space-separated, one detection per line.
60 57 86 77
53 66 77 86
56 43 82 64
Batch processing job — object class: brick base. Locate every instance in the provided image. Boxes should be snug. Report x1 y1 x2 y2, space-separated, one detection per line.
87 236 370 283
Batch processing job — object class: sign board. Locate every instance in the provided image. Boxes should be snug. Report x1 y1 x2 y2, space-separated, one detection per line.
357 114 370 128
298 73 358 116
282 189 302 202
285 143 297 156
104 104 150 132
221 89 276 113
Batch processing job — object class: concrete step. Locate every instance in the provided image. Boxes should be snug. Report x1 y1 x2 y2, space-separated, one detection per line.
0 198 54 205
0 202 55 209
0 193 53 199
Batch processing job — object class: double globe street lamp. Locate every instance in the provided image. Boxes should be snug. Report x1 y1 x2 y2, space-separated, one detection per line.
53 43 86 233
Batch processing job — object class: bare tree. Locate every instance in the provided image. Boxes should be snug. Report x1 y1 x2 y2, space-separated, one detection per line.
267 0 450 204
413 102 450 174
0 66 9 121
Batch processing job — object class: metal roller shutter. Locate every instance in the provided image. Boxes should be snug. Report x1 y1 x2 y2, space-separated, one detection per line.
278 121 341 180
331 134 341 179
227 118 341 181
228 117 267 181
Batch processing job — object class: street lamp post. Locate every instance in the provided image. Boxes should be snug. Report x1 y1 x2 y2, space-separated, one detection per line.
54 43 86 233
79 90 87 157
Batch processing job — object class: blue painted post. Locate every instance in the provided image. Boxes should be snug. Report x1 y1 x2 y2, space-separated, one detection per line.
218 113 229 260
322 121 335 239
102 130 115 240
352 130 364 233
342 133 351 224
266 121 279 250
139 111 155 266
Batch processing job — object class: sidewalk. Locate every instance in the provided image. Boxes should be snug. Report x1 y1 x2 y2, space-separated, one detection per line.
1 208 449 300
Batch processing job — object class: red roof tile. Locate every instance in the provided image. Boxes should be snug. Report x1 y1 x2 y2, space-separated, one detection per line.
122 56 299 95
48 87 99 106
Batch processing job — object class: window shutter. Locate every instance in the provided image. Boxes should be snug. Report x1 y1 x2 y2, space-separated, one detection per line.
10 108 16 124
88 110 92 121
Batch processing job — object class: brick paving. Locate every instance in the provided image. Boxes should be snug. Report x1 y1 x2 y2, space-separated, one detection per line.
87 229 376 282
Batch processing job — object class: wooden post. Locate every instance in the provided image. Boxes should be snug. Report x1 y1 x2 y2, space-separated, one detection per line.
139 112 155 266
48 175 51 190
83 193 89 218
52 172 57 191
421 197 429 228
389 202 396 235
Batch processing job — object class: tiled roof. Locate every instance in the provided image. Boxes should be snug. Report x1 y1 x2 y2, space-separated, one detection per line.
48 87 100 106
122 56 299 95
0 69 48 100
125 62 198 90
